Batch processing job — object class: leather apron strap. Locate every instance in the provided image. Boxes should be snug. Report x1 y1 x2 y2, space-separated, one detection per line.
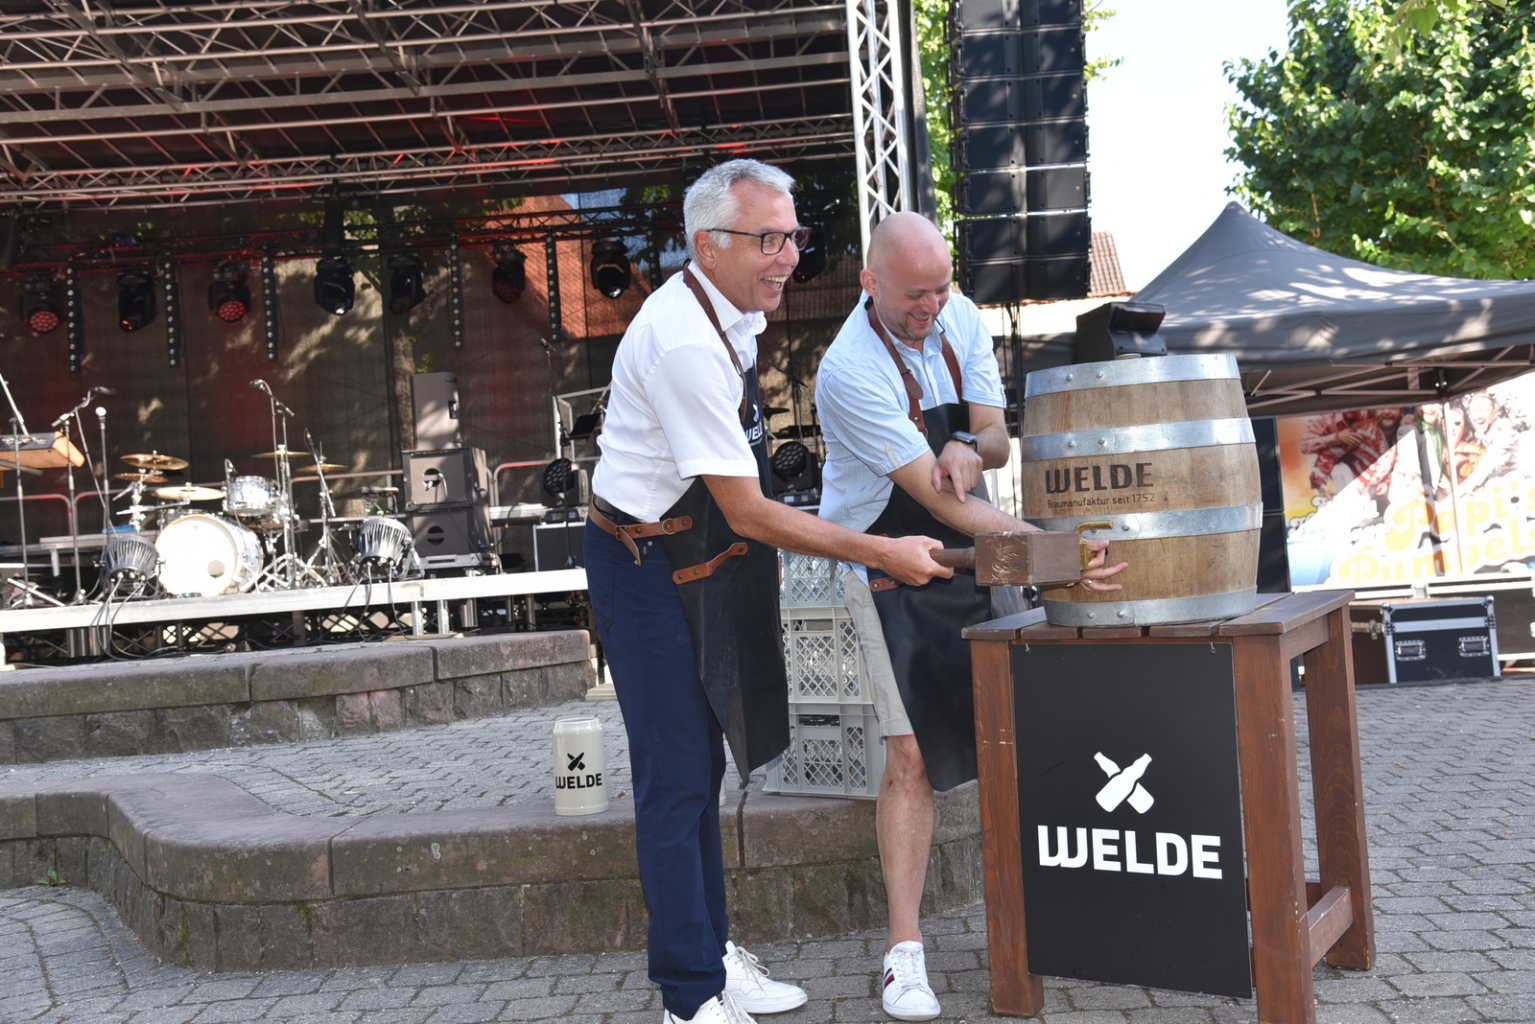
864 298 965 436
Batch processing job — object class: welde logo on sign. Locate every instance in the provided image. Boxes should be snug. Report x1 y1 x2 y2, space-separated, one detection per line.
1037 750 1224 879
556 749 603 790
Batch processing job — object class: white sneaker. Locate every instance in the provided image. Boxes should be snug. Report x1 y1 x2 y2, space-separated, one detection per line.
663 993 758 1024
723 940 808 1013
881 941 940 1021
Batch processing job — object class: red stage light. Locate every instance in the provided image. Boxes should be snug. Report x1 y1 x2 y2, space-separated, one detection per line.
215 297 249 322
26 307 60 333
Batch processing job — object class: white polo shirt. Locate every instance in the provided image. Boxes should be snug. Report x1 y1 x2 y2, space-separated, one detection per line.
591 267 765 521
816 292 1006 572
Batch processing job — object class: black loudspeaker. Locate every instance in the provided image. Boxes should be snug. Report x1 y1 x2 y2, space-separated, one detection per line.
534 520 586 571
959 211 1089 304
404 447 493 509
1073 301 1168 362
1251 416 1284 514
953 0 1090 304
408 505 495 566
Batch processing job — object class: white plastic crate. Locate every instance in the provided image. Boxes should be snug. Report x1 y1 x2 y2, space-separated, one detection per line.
781 606 875 704
780 551 845 607
763 702 884 799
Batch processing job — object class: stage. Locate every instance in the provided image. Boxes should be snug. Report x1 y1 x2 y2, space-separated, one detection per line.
0 567 588 663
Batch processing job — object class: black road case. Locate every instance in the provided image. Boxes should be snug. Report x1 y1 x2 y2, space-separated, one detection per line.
1350 597 1500 685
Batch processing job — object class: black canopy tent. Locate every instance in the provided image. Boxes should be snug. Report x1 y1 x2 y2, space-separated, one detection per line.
1015 203 1535 417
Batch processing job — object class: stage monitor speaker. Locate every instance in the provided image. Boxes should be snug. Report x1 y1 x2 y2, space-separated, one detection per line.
409 505 494 566
954 0 1082 32
959 166 1087 216
411 372 461 450
1073 301 1168 362
956 74 1085 126
404 447 494 509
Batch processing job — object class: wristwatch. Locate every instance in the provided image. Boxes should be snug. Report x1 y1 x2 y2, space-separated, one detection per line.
949 430 979 449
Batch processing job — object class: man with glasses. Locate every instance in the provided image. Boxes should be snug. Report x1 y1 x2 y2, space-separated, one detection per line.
815 212 1127 1020
585 161 953 1024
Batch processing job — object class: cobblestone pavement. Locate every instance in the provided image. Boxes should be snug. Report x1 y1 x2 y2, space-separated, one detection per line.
2 676 1533 1023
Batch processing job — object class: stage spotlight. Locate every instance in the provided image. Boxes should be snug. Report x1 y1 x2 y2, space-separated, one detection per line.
492 245 527 304
770 441 809 481
589 240 631 299
21 275 62 334
791 227 827 284
387 253 426 315
117 269 156 332
313 256 355 316
542 457 576 498
208 262 251 323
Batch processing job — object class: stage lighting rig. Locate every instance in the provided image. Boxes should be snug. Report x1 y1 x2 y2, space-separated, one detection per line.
21 274 62 333
387 253 427 315
117 269 157 332
492 244 527 304
208 262 251 323
314 256 356 316
590 240 632 299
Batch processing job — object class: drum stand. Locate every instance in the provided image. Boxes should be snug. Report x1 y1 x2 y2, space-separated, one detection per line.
307 440 349 587
0 367 34 606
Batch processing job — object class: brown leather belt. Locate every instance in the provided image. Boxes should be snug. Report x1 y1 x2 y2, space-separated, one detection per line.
588 501 693 565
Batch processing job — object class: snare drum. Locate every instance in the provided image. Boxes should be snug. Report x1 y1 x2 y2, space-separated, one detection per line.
155 513 264 597
354 516 414 574
101 534 159 581
225 475 278 519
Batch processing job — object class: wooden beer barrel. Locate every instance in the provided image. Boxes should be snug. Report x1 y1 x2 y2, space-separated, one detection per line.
1020 353 1261 626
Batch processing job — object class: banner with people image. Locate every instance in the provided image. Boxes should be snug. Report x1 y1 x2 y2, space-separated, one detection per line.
1280 371 1535 587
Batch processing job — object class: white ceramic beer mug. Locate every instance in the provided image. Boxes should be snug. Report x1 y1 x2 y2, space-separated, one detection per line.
551 716 608 815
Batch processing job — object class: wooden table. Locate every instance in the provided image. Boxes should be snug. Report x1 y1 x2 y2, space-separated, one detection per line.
964 590 1375 1024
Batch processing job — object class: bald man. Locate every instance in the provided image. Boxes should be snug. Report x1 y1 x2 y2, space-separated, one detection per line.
815 213 1125 1020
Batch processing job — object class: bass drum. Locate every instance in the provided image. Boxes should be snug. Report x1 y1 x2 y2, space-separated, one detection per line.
155 513 265 597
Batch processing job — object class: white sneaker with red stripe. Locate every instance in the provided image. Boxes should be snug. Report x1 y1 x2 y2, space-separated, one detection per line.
881 941 940 1021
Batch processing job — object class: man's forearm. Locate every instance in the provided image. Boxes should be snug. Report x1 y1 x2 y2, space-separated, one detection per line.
977 421 1010 470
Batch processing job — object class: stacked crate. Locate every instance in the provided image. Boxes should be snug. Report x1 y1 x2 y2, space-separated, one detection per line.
764 553 885 799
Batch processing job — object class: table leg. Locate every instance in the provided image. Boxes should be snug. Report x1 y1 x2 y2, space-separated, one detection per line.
1233 635 1314 1024
1301 607 1376 969
972 639 1043 1016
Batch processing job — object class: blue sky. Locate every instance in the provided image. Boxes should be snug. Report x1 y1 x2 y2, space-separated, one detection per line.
1085 0 1290 289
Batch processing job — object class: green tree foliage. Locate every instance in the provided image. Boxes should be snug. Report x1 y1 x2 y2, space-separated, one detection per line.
1227 0 1535 279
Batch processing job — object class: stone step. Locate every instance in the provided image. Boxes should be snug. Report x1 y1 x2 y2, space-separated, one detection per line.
0 772 981 971
0 632 596 763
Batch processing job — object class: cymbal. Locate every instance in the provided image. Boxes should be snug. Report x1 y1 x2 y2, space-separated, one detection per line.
122 452 189 471
294 462 348 476
152 484 224 502
114 471 167 484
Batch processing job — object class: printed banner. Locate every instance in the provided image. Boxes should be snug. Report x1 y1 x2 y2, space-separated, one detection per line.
1281 371 1535 587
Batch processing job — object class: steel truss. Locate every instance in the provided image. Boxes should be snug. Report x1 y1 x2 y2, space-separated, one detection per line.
844 0 915 257
0 0 856 209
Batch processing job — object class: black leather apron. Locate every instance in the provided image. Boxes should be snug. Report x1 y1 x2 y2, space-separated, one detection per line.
863 302 992 792
658 268 790 781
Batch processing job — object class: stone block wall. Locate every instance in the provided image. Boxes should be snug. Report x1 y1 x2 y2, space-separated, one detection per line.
0 632 595 763
0 773 983 969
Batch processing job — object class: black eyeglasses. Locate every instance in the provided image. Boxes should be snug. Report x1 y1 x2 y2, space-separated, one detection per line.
706 226 812 255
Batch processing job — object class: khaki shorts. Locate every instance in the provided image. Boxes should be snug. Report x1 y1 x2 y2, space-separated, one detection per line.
842 569 913 738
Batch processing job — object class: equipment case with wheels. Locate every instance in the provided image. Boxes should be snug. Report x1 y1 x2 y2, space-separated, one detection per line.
1350 597 1500 685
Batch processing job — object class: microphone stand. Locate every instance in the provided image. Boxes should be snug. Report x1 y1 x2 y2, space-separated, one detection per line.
53 388 101 602
0 364 32 604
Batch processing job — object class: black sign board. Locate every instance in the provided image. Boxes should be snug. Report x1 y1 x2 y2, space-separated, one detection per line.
1013 642 1252 998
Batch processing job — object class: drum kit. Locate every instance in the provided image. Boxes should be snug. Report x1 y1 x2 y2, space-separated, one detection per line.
99 383 420 600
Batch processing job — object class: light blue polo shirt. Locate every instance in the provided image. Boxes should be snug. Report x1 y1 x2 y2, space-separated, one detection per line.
815 292 1006 576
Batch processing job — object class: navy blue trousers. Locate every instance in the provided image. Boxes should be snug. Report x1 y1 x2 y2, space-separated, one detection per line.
584 518 729 1019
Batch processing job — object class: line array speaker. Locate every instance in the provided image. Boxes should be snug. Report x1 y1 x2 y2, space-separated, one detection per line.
952 0 1089 304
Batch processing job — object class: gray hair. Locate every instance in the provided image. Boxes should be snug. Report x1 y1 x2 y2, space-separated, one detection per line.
683 159 796 258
